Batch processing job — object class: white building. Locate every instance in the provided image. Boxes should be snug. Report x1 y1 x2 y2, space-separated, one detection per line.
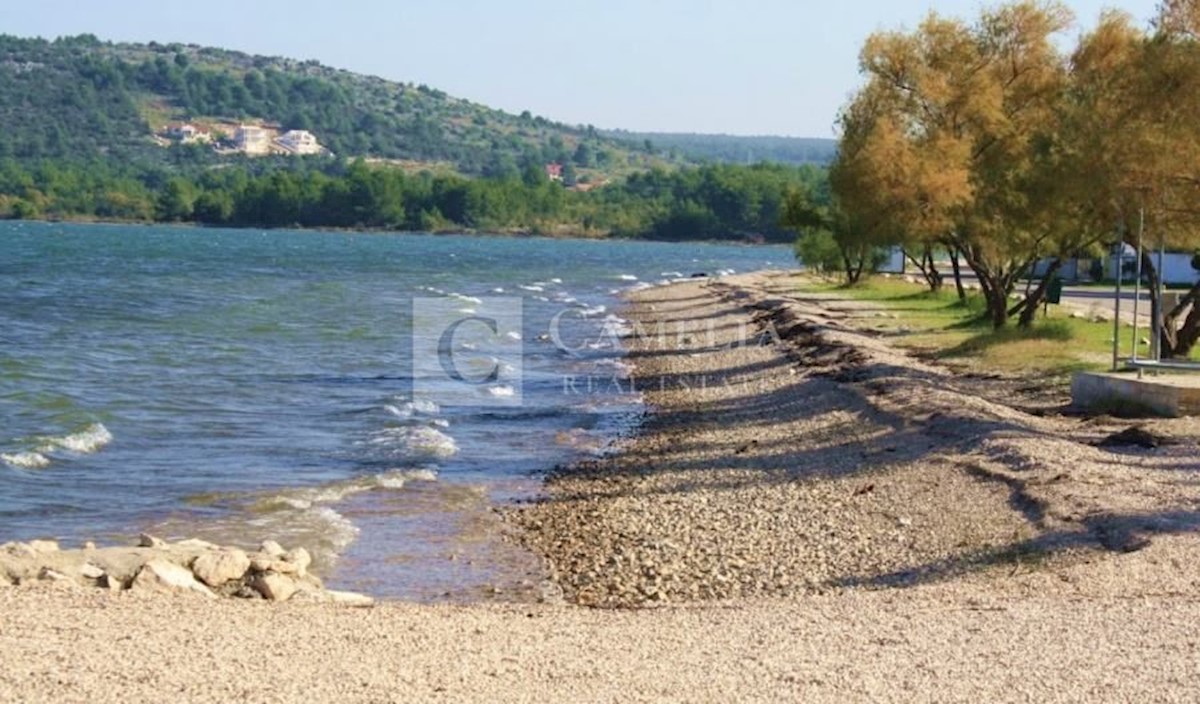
166 123 210 144
234 125 271 155
276 129 322 155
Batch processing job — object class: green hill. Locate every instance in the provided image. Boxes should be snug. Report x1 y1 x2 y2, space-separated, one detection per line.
0 33 670 176
603 131 837 166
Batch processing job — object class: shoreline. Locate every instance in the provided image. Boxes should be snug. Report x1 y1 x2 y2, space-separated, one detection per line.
7 271 1200 701
1 216 786 246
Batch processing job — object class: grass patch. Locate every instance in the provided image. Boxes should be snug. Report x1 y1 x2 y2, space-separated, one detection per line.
795 275 1119 374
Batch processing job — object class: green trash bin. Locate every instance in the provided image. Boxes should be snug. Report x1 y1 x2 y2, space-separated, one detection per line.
1046 277 1064 305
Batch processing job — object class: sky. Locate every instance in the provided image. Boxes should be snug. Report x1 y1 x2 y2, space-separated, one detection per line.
3 0 1163 138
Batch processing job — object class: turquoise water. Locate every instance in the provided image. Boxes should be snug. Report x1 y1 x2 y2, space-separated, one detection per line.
0 221 792 598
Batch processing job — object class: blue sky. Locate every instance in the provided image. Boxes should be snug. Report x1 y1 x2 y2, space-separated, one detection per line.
5 0 1161 137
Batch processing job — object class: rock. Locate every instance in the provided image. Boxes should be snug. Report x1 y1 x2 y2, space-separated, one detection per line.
38 567 71 582
1099 426 1172 449
191 549 250 588
259 540 286 557
251 572 297 602
250 557 298 575
326 590 375 608
137 533 167 549
101 573 124 591
282 548 311 576
83 541 96 551
80 563 105 580
28 540 59 554
174 538 219 551
1 542 36 559
132 559 215 599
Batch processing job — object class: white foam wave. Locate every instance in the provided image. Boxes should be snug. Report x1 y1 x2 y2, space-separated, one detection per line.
1 452 50 469
47 423 113 454
550 278 563 284
617 274 638 281
450 293 483 305
486 385 516 398
385 399 440 419
504 331 522 341
519 284 544 292
373 426 459 458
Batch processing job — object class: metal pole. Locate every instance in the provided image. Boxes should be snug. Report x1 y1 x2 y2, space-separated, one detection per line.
1155 238 1165 363
1112 232 1122 372
1132 209 1144 363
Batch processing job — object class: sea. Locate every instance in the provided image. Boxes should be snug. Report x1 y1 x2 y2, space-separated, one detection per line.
0 221 793 600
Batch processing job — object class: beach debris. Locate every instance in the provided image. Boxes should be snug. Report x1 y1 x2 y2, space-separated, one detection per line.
1098 426 1172 449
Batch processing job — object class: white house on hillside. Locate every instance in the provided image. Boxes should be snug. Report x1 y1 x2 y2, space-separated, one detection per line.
234 125 271 155
276 129 322 155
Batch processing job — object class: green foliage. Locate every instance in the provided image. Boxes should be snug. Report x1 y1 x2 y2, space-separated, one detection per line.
0 34 680 176
793 230 843 273
0 154 829 241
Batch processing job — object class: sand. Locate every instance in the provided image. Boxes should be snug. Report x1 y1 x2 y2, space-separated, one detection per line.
4 271 1200 703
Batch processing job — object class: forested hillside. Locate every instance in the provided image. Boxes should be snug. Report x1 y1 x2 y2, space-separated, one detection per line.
604 131 837 165
0 34 663 174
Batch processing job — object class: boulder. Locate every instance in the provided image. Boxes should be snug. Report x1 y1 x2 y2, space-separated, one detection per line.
137 533 167 549
80 563 105 580
282 548 311 577
174 538 219 551
250 557 298 575
251 572 297 602
28 540 59 554
191 549 250 587
259 540 286 557
132 559 215 599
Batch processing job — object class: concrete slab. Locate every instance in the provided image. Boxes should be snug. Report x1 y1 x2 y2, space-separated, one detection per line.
1072 371 1200 417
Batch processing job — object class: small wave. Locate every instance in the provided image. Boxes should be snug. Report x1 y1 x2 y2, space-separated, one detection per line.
661 271 684 278
371 426 459 459
492 287 506 293
486 385 516 398
385 399 440 419
262 468 440 508
617 274 638 281
450 293 483 305
578 304 607 318
1 452 50 469
519 284 544 292
504 331 522 341
46 423 113 454
550 278 563 284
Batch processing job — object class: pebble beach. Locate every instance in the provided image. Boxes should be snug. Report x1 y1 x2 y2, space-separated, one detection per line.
6 271 1200 702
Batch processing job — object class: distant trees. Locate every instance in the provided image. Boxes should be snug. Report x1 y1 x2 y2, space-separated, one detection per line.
0 155 829 243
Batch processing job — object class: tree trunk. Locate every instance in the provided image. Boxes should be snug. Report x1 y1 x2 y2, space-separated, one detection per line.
1140 251 1173 357
1166 280 1200 357
903 245 943 292
1016 258 1063 328
948 247 966 301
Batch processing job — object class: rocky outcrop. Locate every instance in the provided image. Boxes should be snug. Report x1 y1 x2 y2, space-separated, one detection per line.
0 537 373 607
